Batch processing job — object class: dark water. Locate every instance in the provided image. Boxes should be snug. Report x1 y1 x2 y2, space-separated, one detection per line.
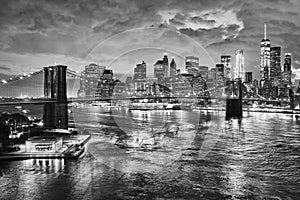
1 106 300 200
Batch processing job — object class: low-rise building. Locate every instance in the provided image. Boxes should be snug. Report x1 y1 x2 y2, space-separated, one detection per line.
25 136 63 153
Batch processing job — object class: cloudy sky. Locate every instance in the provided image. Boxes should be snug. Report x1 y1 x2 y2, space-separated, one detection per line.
0 0 300 79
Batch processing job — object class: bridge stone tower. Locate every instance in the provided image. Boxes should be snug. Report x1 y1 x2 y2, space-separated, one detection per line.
225 78 243 119
43 65 68 129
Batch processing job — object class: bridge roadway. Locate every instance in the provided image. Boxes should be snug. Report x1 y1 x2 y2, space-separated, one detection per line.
0 96 290 106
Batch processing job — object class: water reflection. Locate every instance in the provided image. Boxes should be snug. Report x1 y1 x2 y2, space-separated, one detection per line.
1 109 300 199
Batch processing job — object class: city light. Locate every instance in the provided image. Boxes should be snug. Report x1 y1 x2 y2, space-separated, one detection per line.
0 1 299 199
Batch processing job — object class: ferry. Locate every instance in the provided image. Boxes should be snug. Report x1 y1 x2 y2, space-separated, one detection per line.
165 103 181 110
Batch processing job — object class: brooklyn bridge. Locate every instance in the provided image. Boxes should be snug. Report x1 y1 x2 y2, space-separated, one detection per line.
0 65 300 129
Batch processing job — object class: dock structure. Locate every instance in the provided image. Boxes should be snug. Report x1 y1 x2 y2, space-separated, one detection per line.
0 134 91 161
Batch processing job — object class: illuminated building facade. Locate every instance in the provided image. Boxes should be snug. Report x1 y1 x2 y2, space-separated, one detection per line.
199 66 209 81
77 64 106 97
206 68 216 89
133 61 147 94
96 69 115 98
234 49 245 81
113 80 126 97
25 136 63 153
173 72 193 97
284 53 292 71
163 54 169 77
282 53 292 86
245 72 253 83
260 24 271 80
221 55 231 79
187 67 200 77
185 56 199 71
154 60 164 84
216 64 225 96
170 58 177 79
191 76 207 96
216 64 225 83
270 46 281 82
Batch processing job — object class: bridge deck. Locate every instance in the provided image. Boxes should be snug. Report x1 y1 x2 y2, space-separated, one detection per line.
0 96 291 106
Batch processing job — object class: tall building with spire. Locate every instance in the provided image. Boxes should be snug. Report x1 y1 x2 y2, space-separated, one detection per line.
260 24 271 80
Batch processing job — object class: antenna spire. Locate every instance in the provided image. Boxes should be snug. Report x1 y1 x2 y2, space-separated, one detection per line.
264 23 267 40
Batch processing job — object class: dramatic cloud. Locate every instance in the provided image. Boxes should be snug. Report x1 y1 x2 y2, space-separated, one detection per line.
0 0 299 80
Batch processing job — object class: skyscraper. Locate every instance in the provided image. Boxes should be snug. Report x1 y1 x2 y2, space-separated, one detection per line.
170 58 177 79
216 64 225 83
208 68 217 81
245 72 253 83
96 69 115 98
134 61 146 80
134 61 147 93
270 46 281 82
284 53 292 71
207 68 217 88
199 66 209 81
77 63 106 97
234 49 245 81
260 24 271 80
187 67 200 77
185 56 199 70
283 53 292 86
162 54 169 77
154 60 164 84
221 55 231 79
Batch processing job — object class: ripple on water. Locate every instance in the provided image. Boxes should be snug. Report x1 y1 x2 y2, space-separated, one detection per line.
1 111 300 199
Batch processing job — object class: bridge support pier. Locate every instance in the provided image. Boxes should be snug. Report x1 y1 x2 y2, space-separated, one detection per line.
43 65 68 129
289 89 295 109
226 79 242 119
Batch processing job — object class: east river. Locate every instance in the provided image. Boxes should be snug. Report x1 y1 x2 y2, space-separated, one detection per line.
0 105 300 200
